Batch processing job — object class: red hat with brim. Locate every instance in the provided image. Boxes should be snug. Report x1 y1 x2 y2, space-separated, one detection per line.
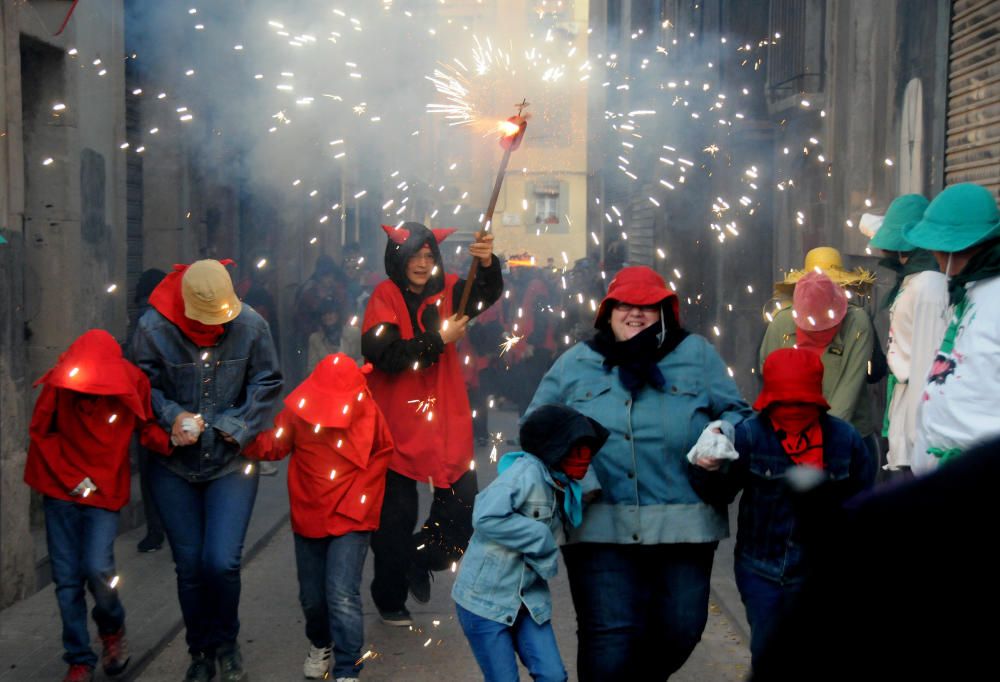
753 347 830 412
284 353 374 428
595 266 679 328
34 329 148 419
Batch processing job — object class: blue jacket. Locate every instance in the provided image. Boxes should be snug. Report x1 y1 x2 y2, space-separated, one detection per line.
526 335 751 545
451 453 564 626
688 413 875 582
130 306 283 481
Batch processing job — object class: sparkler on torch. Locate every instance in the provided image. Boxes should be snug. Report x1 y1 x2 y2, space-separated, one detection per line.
456 101 529 317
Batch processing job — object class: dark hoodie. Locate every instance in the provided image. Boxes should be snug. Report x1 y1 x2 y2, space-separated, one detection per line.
362 222 503 373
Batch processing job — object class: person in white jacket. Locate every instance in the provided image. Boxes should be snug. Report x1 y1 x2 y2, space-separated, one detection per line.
901 183 1000 473
869 194 949 472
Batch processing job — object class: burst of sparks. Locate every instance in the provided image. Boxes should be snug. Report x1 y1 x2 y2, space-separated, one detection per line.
407 395 437 415
498 333 523 356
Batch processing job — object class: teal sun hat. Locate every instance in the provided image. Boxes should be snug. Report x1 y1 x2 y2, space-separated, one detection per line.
903 183 1000 253
869 194 929 252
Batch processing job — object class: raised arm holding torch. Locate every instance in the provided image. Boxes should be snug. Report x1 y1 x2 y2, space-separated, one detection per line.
456 101 529 316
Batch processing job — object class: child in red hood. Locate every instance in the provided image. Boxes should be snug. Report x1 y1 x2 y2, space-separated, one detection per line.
24 329 171 682
245 353 394 680
688 347 874 670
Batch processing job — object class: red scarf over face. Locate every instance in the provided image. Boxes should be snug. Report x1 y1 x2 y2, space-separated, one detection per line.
795 323 840 356
558 444 594 480
768 403 824 468
148 265 226 347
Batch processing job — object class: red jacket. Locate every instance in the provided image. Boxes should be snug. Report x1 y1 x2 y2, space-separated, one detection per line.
25 384 171 511
245 403 395 538
363 275 474 487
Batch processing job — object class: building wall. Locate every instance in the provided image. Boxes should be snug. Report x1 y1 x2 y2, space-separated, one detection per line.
0 0 127 608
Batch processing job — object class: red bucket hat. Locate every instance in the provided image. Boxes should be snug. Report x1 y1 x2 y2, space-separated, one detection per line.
753 348 830 412
34 329 149 419
285 353 374 428
792 271 848 332
595 266 679 328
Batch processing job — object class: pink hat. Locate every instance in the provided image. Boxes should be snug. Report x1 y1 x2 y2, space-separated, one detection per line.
792 271 848 332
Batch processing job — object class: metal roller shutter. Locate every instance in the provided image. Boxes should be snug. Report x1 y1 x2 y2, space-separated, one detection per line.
945 0 1000 196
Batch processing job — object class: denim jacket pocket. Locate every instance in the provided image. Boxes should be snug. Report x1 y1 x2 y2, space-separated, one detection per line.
569 379 612 405
521 499 554 522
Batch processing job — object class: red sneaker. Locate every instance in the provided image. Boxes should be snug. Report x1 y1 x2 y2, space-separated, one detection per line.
99 627 131 676
62 664 94 682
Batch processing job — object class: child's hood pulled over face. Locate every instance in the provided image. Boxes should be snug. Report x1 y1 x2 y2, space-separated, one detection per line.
519 404 609 478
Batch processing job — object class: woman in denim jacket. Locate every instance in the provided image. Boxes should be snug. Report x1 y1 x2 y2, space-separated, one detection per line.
452 405 608 682
689 348 874 669
130 260 282 682
525 266 751 680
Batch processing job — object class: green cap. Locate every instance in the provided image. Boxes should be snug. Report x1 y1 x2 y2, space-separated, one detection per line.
903 183 1000 253
869 194 928 251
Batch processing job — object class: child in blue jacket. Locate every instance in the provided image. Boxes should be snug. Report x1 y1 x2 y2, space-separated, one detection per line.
452 404 609 682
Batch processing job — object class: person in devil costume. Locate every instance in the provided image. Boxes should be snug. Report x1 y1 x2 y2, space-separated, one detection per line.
362 222 503 625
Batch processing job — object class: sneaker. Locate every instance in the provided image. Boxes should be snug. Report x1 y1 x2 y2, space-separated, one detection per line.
63 664 94 682
258 461 279 476
216 643 246 682
407 564 433 604
137 532 164 553
99 627 130 676
183 653 216 682
303 644 332 679
378 607 413 626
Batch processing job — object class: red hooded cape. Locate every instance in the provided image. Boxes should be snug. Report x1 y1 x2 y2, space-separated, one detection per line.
244 353 396 537
362 275 473 487
24 330 171 511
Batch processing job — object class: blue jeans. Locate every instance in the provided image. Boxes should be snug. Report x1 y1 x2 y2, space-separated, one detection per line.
43 497 125 667
456 604 567 682
294 532 370 678
147 461 258 654
735 560 804 669
561 542 716 681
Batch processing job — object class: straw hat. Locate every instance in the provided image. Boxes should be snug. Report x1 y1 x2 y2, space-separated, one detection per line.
774 246 875 299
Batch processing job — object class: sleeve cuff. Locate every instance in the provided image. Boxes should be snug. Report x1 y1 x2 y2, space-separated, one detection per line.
213 414 250 448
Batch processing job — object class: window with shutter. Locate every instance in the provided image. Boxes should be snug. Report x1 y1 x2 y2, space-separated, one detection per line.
945 0 1000 196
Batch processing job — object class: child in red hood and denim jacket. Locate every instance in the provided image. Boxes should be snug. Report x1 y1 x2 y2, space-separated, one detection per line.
24 329 172 682
688 347 874 671
244 353 394 681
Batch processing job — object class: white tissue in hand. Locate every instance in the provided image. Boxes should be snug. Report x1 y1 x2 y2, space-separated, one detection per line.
181 417 200 435
686 423 738 464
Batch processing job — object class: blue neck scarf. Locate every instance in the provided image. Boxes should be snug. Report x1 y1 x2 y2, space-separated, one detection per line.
498 452 584 527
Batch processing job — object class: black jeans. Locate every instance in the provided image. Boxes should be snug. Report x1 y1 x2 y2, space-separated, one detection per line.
370 469 478 612
562 542 716 681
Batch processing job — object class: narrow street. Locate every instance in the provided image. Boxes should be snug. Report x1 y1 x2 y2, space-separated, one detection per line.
136 408 750 681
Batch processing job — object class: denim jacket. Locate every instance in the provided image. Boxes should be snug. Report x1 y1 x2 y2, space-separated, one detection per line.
451 454 564 626
130 306 283 481
688 413 874 582
526 335 751 545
